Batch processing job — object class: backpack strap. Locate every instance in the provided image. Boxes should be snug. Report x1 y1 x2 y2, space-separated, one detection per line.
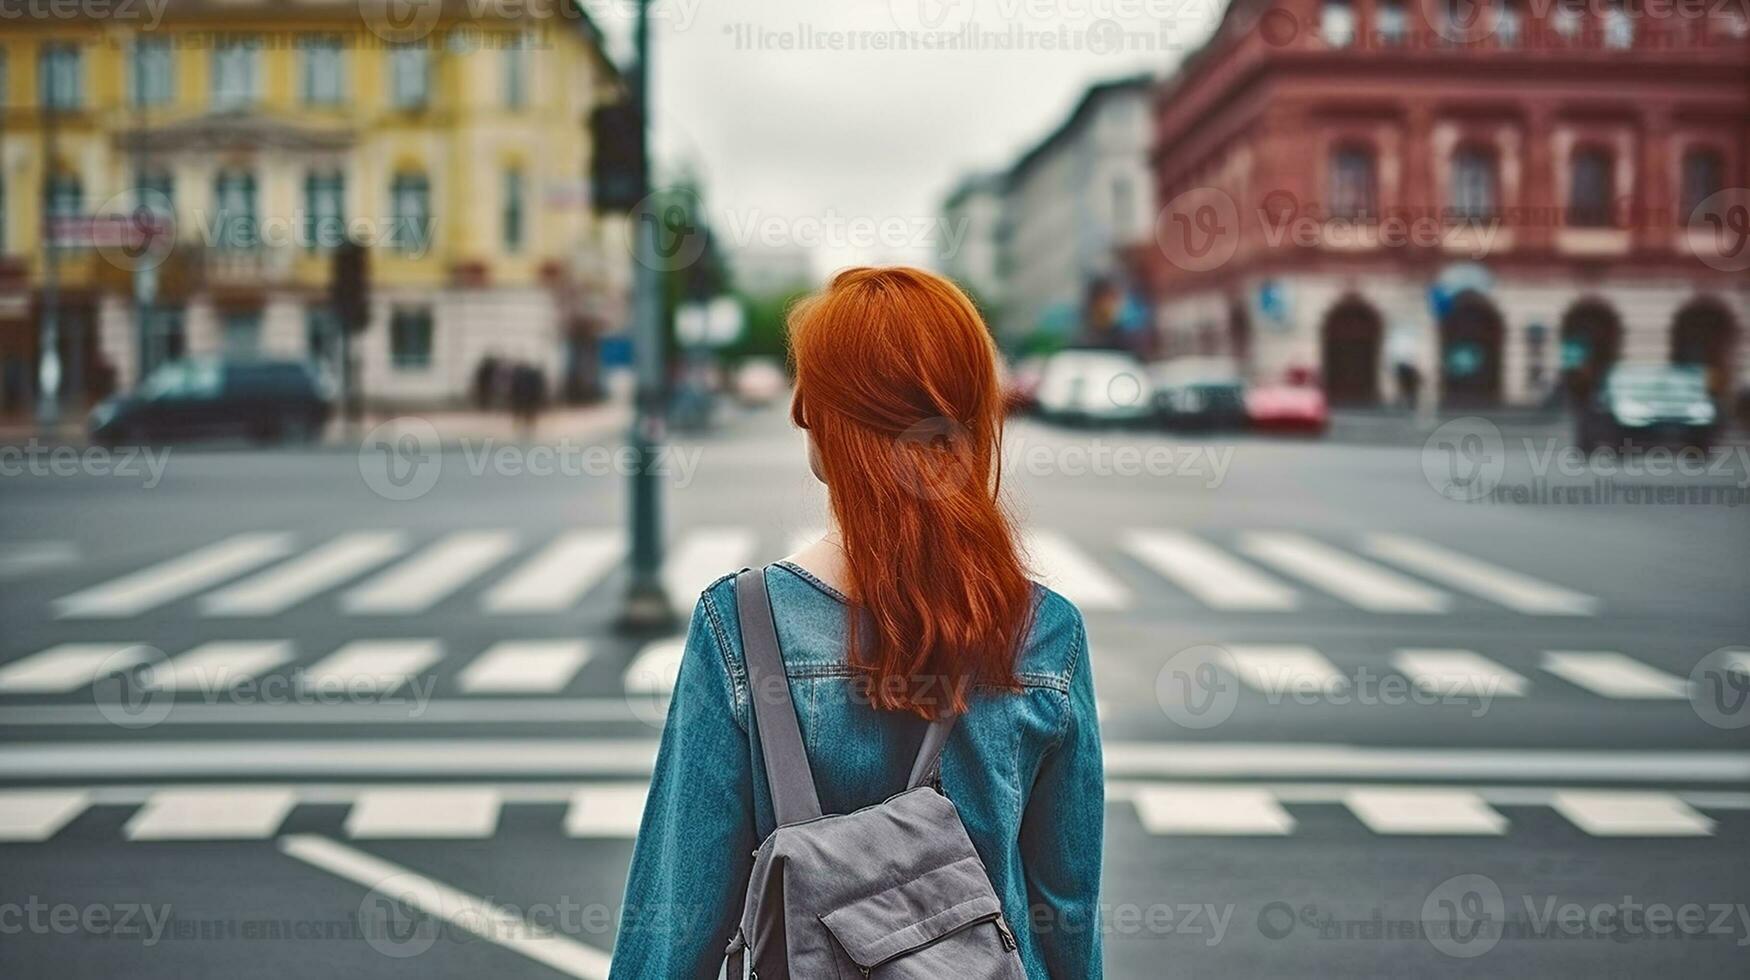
734 567 823 826
906 713 959 791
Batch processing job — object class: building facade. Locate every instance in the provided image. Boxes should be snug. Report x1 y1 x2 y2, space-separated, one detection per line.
937 170 1006 317
0 0 629 414
1146 0 1750 409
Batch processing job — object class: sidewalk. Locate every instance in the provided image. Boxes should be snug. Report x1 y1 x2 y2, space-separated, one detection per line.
1326 406 1749 448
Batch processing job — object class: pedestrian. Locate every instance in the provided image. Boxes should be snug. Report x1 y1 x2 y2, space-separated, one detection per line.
507 362 543 437
472 355 499 410
1395 361 1421 412
609 267 1104 978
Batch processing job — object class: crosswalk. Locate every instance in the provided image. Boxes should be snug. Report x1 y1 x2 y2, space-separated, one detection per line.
34 526 1601 621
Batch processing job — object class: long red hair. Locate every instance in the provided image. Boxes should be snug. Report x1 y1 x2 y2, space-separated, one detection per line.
789 266 1032 718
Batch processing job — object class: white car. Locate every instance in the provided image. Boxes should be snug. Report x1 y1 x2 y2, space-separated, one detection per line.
732 357 789 407
1033 349 1155 426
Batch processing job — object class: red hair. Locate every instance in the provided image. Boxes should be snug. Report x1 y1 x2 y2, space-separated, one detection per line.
789 266 1032 718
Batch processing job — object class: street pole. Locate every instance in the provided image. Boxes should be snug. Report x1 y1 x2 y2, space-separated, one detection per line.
36 72 62 431
617 0 676 631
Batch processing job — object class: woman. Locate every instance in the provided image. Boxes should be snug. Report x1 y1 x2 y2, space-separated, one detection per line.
609 267 1103 977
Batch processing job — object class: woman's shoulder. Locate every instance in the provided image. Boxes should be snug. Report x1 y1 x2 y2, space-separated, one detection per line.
1012 583 1089 693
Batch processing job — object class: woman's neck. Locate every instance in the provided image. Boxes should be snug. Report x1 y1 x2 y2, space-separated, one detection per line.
784 525 852 596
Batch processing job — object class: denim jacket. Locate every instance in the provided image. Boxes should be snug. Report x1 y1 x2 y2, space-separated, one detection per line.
609 562 1104 978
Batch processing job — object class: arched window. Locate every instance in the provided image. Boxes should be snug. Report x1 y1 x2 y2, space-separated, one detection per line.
391 173 432 253
1568 147 1614 228
1330 144 1377 218
1450 146 1498 219
1680 148 1724 219
1321 0 1357 46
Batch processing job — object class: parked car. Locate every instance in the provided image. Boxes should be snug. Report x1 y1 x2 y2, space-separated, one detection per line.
1150 357 1247 432
1033 349 1154 427
89 357 332 446
1246 375 1329 435
1576 363 1717 453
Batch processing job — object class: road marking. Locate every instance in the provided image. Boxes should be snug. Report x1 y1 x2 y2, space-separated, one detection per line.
55 533 295 618
345 788 502 839
124 787 297 840
564 784 650 838
1022 529 1132 610
0 698 646 726
1551 791 1715 837
302 640 442 696
663 527 757 604
1362 534 1599 615
1541 651 1688 699
1132 785 1295 835
1224 644 1347 696
1343 788 1508 835
0 643 150 694
482 530 622 614
1095 743 1750 782
153 640 295 692
1239 531 1449 613
0 790 90 841
279 835 613 980
1393 649 1530 698
623 638 686 696
0 541 78 580
202 532 406 617
342 531 518 614
456 641 593 694
1122 530 1299 610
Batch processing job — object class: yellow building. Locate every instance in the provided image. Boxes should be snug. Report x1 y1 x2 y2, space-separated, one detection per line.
0 0 629 412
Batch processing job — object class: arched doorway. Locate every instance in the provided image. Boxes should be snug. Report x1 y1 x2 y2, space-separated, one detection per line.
1439 290 1505 407
1320 297 1382 405
1559 299 1623 407
1670 298 1738 400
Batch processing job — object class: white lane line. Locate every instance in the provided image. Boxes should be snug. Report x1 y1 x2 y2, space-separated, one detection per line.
0 643 150 694
1132 785 1295 835
1393 649 1530 698
564 784 650 838
124 787 297 840
345 788 502 839
663 527 757 604
1095 743 1750 782
0 699 645 726
55 533 295 618
1541 651 1688 700
1362 534 1599 615
154 641 295 692
1239 531 1449 613
1551 791 1715 837
1023 530 1131 611
0 790 90 841
482 530 622 614
1343 788 1508 835
1122 530 1299 611
456 641 593 694
1225 644 1347 696
342 531 518 614
623 638 686 697
279 834 612 980
202 532 406 617
301 640 443 696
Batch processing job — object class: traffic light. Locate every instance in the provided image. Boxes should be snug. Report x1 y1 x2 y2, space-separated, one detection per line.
330 240 370 334
590 101 645 214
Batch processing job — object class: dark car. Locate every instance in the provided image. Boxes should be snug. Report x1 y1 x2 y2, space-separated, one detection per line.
89 357 333 447
1149 357 1247 432
1576 364 1718 454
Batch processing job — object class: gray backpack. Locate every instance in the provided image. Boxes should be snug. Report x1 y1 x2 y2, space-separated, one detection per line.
724 567 1027 978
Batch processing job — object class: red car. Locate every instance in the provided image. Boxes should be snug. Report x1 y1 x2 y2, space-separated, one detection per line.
1246 373 1328 435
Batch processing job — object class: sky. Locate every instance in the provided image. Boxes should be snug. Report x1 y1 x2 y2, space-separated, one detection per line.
579 0 1226 278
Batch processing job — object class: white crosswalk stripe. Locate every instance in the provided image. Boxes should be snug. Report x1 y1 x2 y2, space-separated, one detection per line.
1224 644 1347 696
202 532 406 617
0 643 151 694
343 531 518 614
1393 649 1530 698
1123 530 1299 610
1131 785 1296 835
55 533 295 619
124 787 297 840
1239 531 1450 613
1024 530 1131 610
1362 534 1599 616
0 790 90 841
302 640 443 695
152 641 295 692
663 527 757 604
457 641 593 694
345 788 502 839
1343 788 1508 835
624 638 686 696
482 530 623 614
1551 791 1714 837
1541 651 1688 699
565 784 650 838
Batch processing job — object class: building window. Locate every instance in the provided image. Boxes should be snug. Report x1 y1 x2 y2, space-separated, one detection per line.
131 36 174 108
1568 147 1614 227
1377 0 1407 44
39 42 83 110
389 45 430 110
504 36 529 109
1450 146 1498 219
46 173 82 247
1550 0 1582 39
1680 149 1724 219
223 311 262 356
1330 145 1377 218
503 168 525 253
390 308 434 370
135 169 175 225
1321 0 1357 46
211 37 260 110
300 36 346 106
1603 0 1634 48
214 170 259 249
304 172 346 250
1496 0 1523 47
391 173 432 253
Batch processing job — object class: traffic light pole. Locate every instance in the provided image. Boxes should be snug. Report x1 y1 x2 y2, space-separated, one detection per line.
617 0 676 631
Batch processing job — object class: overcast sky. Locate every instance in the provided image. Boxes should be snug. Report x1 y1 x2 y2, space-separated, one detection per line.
581 0 1224 278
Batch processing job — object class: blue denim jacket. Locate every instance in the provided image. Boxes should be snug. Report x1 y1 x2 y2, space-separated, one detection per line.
609 562 1104 978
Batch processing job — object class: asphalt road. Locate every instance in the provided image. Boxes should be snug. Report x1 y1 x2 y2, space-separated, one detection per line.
2 406 1747 979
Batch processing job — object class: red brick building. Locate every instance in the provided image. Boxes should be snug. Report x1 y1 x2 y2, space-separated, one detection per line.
1145 0 1750 409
